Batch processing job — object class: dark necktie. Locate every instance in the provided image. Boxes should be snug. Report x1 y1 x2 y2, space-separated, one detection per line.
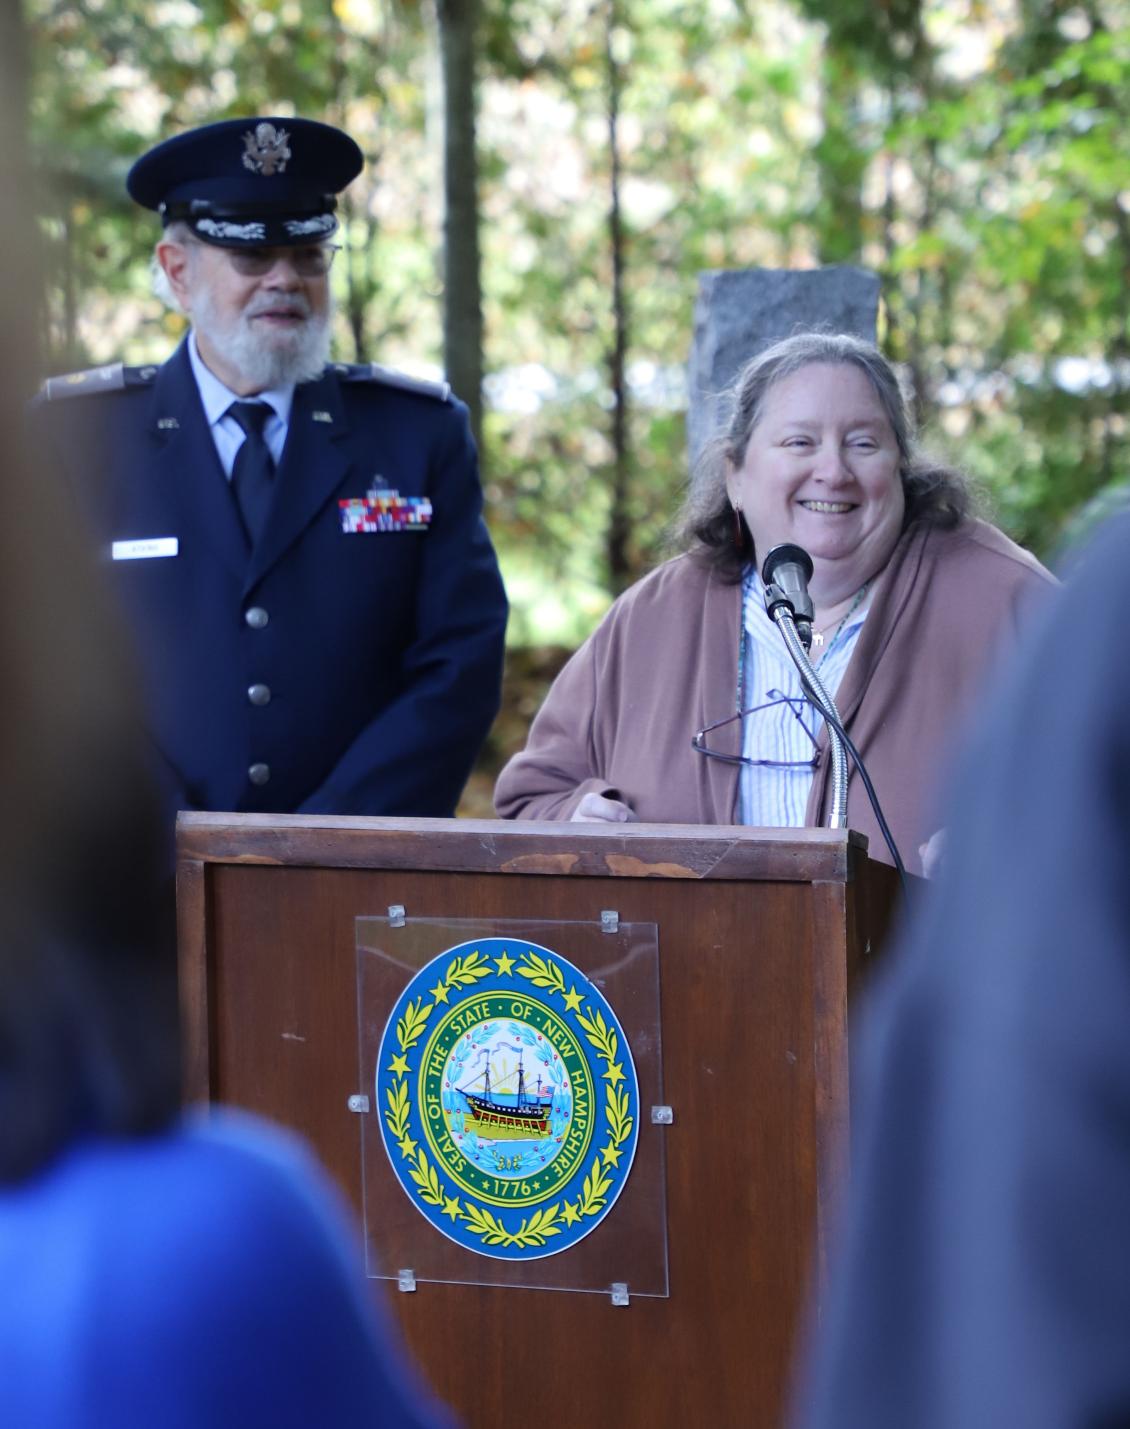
228 401 275 545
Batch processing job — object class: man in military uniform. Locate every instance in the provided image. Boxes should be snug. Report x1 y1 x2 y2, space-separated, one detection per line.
35 116 507 820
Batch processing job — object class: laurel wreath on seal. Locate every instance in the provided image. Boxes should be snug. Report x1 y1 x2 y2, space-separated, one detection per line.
383 948 635 1251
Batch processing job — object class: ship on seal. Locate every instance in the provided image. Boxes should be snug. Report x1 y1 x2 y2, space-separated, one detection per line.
459 1050 553 1140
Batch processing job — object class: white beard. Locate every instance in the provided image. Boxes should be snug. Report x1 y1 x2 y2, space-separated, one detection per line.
190 282 332 390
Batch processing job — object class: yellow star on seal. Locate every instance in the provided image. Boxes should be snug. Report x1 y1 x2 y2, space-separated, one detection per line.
603 1060 625 1087
494 951 516 976
398 1134 418 1158
442 1195 461 1222
601 1143 624 1169
562 1202 580 1227
388 1053 410 1076
429 979 451 1004
562 986 584 1013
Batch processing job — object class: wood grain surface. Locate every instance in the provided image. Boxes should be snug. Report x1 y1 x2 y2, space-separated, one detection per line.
176 816 898 1429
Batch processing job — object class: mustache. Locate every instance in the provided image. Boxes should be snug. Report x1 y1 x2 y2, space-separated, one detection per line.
245 295 312 319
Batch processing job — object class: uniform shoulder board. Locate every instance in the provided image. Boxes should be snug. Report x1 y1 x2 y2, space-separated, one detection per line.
40 363 159 402
332 361 452 403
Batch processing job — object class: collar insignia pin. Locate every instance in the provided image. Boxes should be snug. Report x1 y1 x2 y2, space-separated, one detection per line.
312 410 333 423
242 122 291 177
157 416 179 430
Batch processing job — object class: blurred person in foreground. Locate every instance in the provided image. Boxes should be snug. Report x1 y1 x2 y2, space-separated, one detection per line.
792 511 1130 1428
32 116 506 823
0 89 449 1429
495 332 1053 875
0 635 453 1429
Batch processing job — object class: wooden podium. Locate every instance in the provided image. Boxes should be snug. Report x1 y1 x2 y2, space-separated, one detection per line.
176 814 900 1429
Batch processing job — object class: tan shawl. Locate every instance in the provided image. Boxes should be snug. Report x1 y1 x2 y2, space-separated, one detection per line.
494 520 1055 874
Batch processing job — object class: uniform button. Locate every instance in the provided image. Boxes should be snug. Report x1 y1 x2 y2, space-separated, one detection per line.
248 762 271 786
245 606 269 629
247 683 271 706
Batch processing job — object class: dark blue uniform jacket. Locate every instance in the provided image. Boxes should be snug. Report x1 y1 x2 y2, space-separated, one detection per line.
36 341 507 817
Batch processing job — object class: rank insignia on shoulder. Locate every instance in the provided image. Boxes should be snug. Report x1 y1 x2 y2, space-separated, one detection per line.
40 363 159 401
334 361 452 403
339 489 433 533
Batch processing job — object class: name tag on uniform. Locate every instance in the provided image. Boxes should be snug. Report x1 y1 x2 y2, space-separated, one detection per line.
339 489 433 534
111 537 179 560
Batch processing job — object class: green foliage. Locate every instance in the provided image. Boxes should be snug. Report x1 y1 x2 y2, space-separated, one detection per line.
25 0 1130 658
875 13 1130 549
26 0 435 365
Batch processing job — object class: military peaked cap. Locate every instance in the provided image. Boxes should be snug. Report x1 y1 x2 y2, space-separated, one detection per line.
126 116 363 248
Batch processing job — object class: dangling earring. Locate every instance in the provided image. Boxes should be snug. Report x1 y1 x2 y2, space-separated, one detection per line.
732 503 745 553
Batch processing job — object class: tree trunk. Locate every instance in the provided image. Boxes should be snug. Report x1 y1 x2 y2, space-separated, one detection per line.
0 0 40 391
605 3 631 593
436 0 484 456
343 191 372 364
814 49 866 265
61 207 78 368
324 0 368 363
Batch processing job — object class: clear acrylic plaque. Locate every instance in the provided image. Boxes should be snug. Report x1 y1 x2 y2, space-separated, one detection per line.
355 916 668 1297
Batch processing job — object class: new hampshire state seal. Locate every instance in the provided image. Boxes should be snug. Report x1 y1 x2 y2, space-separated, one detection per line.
376 937 640 1259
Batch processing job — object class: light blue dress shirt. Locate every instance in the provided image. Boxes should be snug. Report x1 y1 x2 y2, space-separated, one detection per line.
187 331 293 476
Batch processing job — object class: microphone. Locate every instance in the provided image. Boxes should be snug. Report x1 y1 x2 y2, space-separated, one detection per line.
762 543 815 650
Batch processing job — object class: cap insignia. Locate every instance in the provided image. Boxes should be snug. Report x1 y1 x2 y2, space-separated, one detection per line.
242 122 291 177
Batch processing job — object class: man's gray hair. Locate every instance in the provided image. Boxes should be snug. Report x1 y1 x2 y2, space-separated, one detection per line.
151 221 193 312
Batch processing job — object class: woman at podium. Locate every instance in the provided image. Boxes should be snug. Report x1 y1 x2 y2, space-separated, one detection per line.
495 332 1053 877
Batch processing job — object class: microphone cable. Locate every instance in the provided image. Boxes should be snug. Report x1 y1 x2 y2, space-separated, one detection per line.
801 683 910 904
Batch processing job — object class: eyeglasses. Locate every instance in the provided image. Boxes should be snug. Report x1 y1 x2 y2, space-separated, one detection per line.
691 689 821 769
216 243 342 278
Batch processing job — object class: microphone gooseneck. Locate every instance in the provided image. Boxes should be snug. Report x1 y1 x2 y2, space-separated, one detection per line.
757 543 908 889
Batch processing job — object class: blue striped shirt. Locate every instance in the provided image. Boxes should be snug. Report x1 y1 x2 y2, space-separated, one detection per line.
738 570 869 827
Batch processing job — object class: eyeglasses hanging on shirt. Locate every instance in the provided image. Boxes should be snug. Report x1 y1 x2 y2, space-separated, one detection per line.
691 689 821 770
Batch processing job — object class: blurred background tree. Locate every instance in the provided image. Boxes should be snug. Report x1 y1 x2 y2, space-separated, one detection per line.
24 0 1130 808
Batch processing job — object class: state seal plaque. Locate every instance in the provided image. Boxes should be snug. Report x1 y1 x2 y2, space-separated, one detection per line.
375 937 640 1260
